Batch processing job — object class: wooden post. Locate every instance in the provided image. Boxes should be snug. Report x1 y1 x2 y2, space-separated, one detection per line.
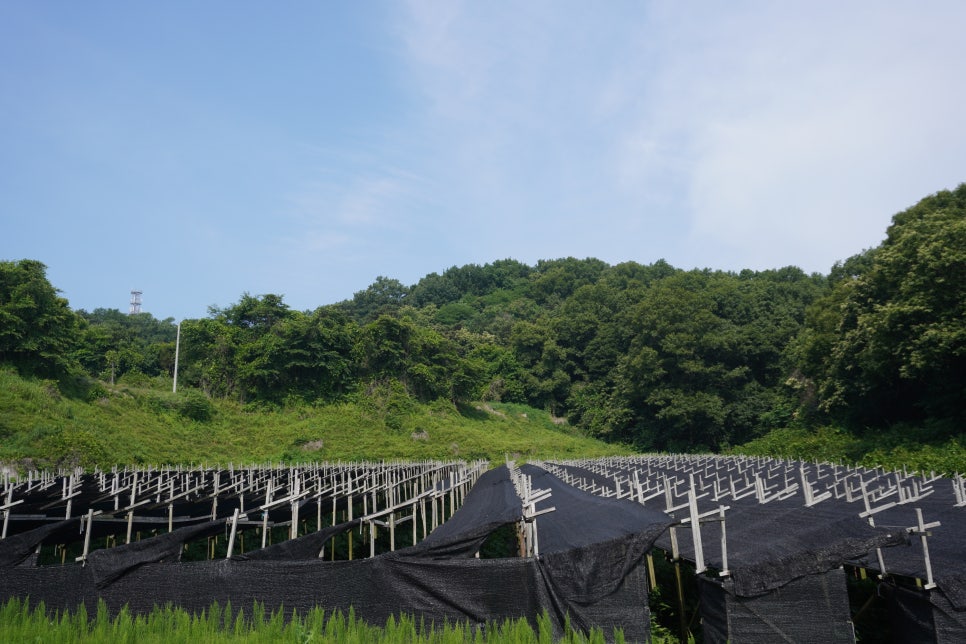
130 470 138 512
665 488 688 644
718 505 730 577
674 555 687 643
347 493 354 560
290 498 299 541
389 512 396 551
914 508 941 589
646 553 657 591
1 485 23 540
370 521 376 558
226 508 240 559
688 475 705 573
331 494 337 560
75 509 98 566
261 477 274 549
210 471 219 520
420 497 427 538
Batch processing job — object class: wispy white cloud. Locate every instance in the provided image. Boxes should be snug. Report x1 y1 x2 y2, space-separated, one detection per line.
288 170 419 230
394 1 966 273
606 3 966 270
394 1 669 260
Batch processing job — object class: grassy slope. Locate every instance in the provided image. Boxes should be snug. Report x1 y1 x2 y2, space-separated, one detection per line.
5 368 961 474
0 369 628 469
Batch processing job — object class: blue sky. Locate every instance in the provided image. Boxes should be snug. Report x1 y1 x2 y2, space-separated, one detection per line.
2 2 965 321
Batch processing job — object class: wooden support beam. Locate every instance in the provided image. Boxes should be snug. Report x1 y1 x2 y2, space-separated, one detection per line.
225 508 240 559
74 509 102 566
911 508 941 590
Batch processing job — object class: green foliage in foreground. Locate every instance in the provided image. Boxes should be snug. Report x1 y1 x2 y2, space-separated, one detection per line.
0 368 628 468
0 598 637 644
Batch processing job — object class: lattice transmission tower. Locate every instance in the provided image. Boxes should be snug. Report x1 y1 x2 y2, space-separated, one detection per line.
129 290 142 315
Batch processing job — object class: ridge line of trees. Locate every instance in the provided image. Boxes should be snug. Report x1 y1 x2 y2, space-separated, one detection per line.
2 184 964 452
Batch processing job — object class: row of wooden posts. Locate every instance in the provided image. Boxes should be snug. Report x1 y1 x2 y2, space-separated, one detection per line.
1 460 490 563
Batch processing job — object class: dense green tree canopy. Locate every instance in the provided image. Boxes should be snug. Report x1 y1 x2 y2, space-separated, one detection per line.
0 260 78 378
814 184 966 430
74 308 176 381
342 276 410 323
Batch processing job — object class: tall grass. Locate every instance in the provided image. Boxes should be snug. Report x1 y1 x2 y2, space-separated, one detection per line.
0 598 630 643
0 368 628 469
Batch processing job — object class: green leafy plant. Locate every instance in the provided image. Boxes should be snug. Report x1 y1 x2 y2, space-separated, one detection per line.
178 390 214 422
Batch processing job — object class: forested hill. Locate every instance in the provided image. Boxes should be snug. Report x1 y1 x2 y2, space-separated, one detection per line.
2 184 964 467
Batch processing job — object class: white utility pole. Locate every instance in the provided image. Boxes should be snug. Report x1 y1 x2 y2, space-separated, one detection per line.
172 322 181 393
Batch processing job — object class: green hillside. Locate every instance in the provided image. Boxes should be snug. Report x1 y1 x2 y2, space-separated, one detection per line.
2 184 965 472
0 368 626 469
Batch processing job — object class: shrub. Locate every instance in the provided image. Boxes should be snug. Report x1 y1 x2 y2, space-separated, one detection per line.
143 391 180 414
728 426 861 463
117 369 151 388
84 381 109 403
179 390 214 422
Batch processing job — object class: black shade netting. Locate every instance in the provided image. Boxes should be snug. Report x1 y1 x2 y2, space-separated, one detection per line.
518 464 675 555
86 519 226 587
537 533 655 640
658 497 907 597
852 503 966 610
232 519 360 561
402 465 523 558
0 547 649 642
698 569 856 643
879 582 966 644
0 517 84 567
0 464 665 642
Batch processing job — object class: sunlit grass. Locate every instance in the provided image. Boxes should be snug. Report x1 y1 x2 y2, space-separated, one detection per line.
0 369 628 469
0 598 628 643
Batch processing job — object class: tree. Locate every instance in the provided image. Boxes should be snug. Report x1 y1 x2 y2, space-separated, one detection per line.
105 349 120 385
179 294 300 402
179 317 239 398
352 314 482 403
507 319 572 413
0 259 79 378
73 308 177 380
210 293 293 330
343 277 410 323
552 282 627 381
277 308 354 401
608 272 741 450
409 272 461 308
354 315 416 381
527 257 608 305
594 268 820 451
817 184 966 430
